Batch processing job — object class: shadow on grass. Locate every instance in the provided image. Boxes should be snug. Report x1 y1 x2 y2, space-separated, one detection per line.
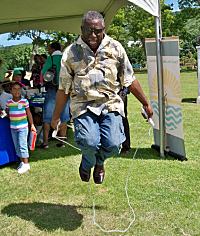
1 202 83 232
181 98 196 103
115 147 175 161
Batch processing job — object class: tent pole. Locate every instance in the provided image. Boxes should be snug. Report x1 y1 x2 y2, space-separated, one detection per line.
155 16 165 158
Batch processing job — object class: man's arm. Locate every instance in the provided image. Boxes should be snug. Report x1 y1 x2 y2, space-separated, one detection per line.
128 79 153 118
51 89 70 130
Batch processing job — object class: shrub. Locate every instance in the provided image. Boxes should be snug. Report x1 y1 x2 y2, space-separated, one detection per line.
133 68 148 73
181 66 188 71
186 65 193 70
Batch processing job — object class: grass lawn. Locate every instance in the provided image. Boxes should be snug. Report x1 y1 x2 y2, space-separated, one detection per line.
0 72 199 236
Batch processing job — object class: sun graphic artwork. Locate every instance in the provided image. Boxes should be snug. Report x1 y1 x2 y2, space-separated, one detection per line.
150 68 181 105
150 68 183 131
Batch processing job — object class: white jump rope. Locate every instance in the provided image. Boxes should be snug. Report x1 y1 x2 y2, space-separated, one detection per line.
52 121 81 151
52 108 154 233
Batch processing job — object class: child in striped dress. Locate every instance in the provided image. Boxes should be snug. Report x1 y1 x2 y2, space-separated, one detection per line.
5 82 36 174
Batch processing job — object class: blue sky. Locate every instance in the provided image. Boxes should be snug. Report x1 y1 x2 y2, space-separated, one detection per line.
0 0 179 47
0 33 32 47
165 0 179 11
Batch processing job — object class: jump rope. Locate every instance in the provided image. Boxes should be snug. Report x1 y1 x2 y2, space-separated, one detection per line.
53 110 154 233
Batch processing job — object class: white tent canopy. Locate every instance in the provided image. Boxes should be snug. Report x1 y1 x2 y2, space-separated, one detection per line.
129 0 159 16
0 0 159 34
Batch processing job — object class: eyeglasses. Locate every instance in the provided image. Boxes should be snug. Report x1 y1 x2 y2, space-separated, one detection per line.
83 28 104 35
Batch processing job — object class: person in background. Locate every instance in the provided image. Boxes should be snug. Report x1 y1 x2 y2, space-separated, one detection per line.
41 42 70 149
40 54 47 86
0 78 14 110
21 71 31 88
118 86 131 154
0 58 12 82
51 11 153 184
0 82 37 174
12 70 26 97
31 54 42 90
197 34 200 45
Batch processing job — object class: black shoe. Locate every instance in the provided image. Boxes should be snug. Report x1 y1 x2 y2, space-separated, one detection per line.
79 162 91 182
93 165 105 184
121 148 130 155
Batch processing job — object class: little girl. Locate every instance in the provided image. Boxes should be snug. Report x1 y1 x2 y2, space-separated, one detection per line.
5 82 36 174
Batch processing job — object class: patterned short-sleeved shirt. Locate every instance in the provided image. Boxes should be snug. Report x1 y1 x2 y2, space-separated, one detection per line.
59 34 136 119
6 97 29 129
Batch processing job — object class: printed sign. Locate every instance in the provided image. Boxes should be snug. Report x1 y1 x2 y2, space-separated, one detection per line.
145 37 186 158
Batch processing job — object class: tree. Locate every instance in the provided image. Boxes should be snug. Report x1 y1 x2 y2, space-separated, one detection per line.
107 7 150 64
107 1 199 65
0 44 33 70
42 31 78 51
8 30 79 70
8 30 43 70
107 8 127 45
178 0 200 8
176 0 200 26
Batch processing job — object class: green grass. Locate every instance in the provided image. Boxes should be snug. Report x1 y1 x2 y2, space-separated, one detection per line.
0 72 199 236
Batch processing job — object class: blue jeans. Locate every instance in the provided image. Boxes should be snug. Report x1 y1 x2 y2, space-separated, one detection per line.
11 127 29 158
74 111 126 170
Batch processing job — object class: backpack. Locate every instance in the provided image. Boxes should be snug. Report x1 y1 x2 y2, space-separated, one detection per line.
43 56 57 90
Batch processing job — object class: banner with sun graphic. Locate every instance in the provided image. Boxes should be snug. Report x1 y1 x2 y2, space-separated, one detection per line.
145 37 186 158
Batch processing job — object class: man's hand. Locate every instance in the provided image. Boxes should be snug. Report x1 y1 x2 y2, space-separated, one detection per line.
142 104 153 120
51 118 61 131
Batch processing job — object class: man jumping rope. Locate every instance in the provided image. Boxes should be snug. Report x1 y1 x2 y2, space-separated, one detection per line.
51 11 153 184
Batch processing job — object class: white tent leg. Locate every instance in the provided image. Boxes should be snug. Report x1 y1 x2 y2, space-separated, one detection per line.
155 16 165 158
196 46 200 104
